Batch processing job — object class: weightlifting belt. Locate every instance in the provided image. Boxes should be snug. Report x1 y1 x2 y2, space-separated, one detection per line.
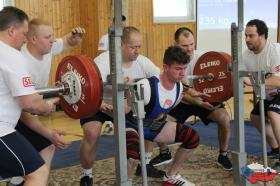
142 116 167 131
125 112 166 132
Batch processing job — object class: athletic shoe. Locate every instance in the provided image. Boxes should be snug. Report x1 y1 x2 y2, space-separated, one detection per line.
267 150 280 159
102 121 114 135
217 154 233 171
150 151 172 167
80 176 93 186
135 163 165 178
163 173 195 186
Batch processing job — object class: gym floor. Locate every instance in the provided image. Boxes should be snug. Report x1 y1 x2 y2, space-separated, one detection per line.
0 87 260 185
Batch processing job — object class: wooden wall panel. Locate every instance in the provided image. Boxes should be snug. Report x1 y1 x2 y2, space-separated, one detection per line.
15 0 195 84
96 0 195 67
98 0 112 39
15 0 81 86
79 0 99 60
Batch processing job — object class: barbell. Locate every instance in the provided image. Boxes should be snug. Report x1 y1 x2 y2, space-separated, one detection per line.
36 55 103 119
38 51 234 119
105 51 233 103
192 51 233 103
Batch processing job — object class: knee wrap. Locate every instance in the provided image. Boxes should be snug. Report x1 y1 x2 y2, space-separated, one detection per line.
126 130 140 160
175 123 199 149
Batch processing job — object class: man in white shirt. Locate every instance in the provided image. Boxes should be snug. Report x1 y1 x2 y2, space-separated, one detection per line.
79 26 162 186
0 7 58 186
8 18 85 185
242 19 280 171
97 15 127 53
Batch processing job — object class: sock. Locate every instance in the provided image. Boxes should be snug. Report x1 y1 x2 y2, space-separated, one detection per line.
83 168 93 178
220 150 228 156
145 152 152 164
10 177 24 184
160 148 170 154
271 147 279 153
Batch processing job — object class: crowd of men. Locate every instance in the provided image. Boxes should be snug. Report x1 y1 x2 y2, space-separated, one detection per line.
0 6 279 186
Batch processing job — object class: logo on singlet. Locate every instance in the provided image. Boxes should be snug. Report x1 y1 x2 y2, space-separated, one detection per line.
269 104 280 110
163 99 173 108
22 77 34 87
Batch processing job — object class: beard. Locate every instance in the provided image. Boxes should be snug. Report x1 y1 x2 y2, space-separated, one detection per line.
246 43 256 52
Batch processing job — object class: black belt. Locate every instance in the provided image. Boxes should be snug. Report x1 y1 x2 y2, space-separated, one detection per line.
143 117 166 131
126 112 167 132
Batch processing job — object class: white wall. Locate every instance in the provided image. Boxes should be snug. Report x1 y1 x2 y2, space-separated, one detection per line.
196 0 278 54
197 28 278 54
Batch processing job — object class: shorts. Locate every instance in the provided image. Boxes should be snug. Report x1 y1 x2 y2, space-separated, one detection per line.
0 132 44 179
168 102 225 125
80 111 113 126
16 120 51 152
251 94 280 116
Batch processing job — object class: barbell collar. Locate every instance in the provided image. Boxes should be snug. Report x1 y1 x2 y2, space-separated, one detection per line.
187 74 214 81
36 84 68 97
186 75 205 80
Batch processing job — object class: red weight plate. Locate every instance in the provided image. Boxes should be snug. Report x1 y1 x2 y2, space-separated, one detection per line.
55 55 103 119
193 52 233 103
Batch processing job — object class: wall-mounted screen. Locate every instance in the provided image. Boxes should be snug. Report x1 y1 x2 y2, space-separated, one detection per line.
197 0 278 53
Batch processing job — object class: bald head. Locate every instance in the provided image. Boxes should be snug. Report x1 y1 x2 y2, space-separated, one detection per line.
121 26 141 44
174 27 195 56
121 26 142 62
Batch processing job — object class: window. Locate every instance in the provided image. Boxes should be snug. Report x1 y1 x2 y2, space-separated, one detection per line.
153 0 196 23
0 0 15 9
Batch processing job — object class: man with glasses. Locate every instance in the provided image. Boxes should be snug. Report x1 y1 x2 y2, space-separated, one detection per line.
79 26 163 186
